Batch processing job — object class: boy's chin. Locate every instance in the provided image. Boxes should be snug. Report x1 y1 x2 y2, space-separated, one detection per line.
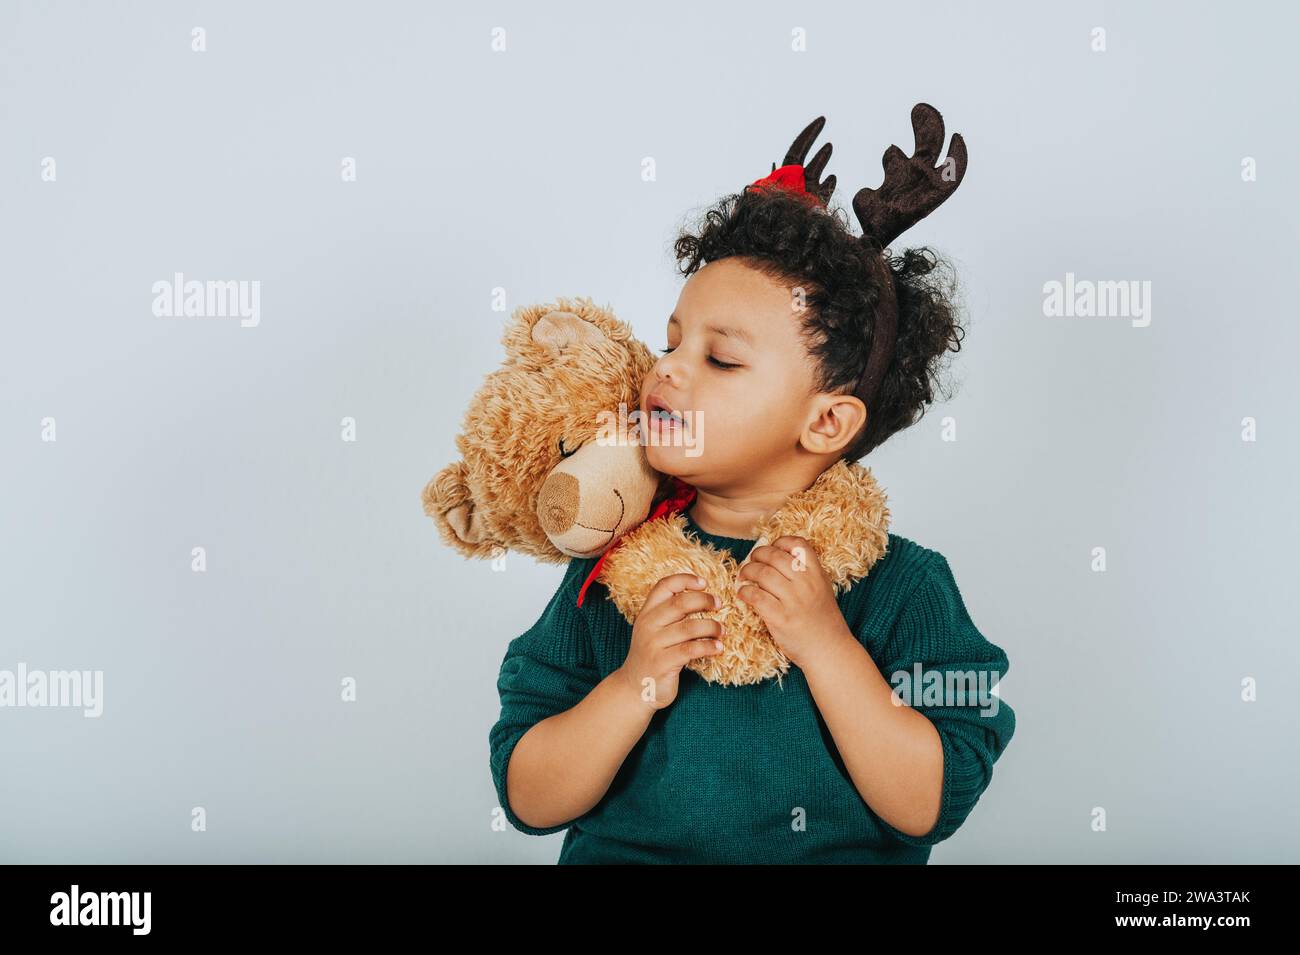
645 443 698 477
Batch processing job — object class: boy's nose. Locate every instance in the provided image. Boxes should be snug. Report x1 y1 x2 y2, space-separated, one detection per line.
653 355 683 384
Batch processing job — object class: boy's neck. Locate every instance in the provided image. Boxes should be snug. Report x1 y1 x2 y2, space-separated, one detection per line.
678 452 843 539
686 483 807 540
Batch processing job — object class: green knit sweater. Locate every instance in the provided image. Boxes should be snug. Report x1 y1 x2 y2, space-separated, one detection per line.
489 507 1015 864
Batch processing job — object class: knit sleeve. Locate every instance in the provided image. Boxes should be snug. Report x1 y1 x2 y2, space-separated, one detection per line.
872 552 1016 848
488 556 603 836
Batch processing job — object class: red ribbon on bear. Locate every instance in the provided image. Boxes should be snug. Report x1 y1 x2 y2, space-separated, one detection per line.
576 477 699 608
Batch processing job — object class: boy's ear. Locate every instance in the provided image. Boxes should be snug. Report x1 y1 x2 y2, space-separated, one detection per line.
531 310 607 357
802 394 868 455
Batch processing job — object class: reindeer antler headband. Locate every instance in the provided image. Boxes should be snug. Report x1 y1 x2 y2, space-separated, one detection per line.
749 105 968 446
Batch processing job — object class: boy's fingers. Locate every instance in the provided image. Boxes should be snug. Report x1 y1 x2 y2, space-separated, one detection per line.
738 561 790 595
659 615 722 648
769 535 811 553
737 581 778 615
766 537 818 575
644 586 718 629
643 573 706 614
668 637 726 670
744 547 798 582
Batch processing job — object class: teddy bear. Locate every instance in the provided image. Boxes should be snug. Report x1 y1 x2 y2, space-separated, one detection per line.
423 296 894 687
422 297 666 564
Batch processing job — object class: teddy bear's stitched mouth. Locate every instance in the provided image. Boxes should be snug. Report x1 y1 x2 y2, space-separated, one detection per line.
572 488 625 549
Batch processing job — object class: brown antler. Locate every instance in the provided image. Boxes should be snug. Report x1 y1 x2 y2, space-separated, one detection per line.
769 115 837 205
852 103 968 249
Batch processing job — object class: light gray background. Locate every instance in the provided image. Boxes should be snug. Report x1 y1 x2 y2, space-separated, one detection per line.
2 0 1296 863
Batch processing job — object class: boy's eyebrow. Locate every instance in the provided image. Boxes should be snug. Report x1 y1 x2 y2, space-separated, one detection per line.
668 313 754 346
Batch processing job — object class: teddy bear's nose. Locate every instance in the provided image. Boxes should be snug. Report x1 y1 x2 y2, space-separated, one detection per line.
537 471 580 535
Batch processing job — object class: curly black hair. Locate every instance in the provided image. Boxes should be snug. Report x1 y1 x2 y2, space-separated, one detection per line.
671 184 965 461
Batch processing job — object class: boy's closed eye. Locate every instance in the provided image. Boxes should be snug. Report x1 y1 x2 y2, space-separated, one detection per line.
658 346 742 370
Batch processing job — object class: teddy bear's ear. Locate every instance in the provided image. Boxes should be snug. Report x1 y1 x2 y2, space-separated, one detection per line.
531 310 608 357
422 461 499 556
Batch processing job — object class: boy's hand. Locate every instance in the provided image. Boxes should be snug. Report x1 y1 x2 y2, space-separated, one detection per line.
736 536 852 669
616 573 724 711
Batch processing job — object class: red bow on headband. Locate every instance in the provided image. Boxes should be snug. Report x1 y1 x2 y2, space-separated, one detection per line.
750 164 825 206
576 477 698 608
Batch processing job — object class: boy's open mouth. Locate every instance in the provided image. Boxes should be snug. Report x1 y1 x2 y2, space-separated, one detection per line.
645 395 686 431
